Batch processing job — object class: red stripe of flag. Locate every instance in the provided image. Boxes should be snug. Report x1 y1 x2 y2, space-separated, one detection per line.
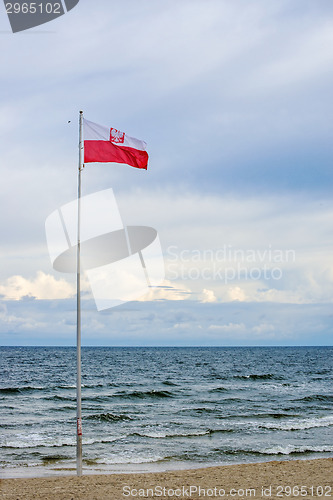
84 140 148 169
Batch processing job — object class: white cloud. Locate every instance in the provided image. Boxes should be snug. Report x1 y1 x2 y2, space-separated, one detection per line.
200 289 217 303
207 321 279 341
137 280 192 302
122 190 333 306
0 271 75 300
208 322 245 333
0 302 47 331
2 190 333 309
227 286 247 302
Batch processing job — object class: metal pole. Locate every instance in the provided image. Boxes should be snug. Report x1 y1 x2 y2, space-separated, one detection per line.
76 110 84 476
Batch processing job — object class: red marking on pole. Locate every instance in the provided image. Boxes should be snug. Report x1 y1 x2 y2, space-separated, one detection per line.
77 418 82 436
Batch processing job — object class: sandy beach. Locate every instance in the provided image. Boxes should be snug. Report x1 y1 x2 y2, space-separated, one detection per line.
0 458 332 500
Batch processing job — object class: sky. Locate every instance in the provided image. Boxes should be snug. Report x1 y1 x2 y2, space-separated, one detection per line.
0 0 333 346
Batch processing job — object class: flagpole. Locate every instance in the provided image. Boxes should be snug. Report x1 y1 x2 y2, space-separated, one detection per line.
76 110 83 476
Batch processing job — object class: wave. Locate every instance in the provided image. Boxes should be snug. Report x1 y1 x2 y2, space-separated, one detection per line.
85 413 132 422
296 395 333 403
52 405 76 411
114 390 174 399
82 383 105 389
255 412 300 419
46 394 112 403
99 454 166 465
2 440 75 449
223 445 333 456
44 395 75 401
1 435 127 450
199 397 244 405
41 454 70 463
208 387 228 393
261 445 333 455
258 416 333 431
0 383 105 394
209 373 227 381
0 386 46 394
178 407 218 415
1 347 332 469
312 369 331 375
234 373 280 381
129 426 235 439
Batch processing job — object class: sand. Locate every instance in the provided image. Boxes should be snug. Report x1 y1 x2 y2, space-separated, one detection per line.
0 458 332 500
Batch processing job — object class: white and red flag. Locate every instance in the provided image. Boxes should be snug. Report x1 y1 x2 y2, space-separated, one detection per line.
83 119 148 170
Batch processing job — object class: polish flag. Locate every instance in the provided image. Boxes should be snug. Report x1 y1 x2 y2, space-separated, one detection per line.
83 119 148 170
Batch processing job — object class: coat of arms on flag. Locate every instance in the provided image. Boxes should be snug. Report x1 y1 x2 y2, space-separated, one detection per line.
110 128 125 143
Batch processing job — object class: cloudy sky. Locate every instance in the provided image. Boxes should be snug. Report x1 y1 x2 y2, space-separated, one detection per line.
1 0 333 346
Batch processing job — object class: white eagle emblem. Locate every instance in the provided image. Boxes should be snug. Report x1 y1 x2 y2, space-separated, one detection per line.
110 127 125 144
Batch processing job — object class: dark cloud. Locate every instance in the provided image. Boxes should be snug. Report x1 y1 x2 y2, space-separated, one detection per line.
1 0 333 345
0 299 332 347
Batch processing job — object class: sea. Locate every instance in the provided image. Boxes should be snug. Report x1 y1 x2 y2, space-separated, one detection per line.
0 346 332 478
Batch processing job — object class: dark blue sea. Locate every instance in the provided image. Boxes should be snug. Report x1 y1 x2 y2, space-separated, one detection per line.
0 346 332 478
